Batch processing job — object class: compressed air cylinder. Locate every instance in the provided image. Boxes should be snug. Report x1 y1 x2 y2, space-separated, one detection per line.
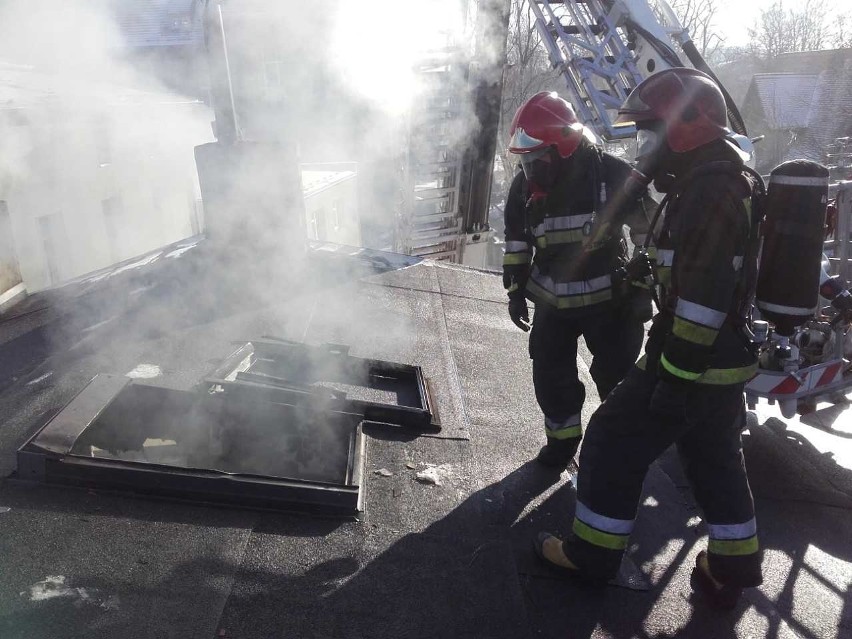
756 160 830 336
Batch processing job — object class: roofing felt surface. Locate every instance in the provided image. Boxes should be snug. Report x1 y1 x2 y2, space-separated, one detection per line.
0 238 851 638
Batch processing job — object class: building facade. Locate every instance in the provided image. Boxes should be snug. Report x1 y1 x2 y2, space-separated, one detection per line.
741 49 852 176
0 64 213 295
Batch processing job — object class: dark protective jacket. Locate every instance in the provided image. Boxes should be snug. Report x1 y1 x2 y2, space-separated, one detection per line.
641 139 760 385
502 141 654 316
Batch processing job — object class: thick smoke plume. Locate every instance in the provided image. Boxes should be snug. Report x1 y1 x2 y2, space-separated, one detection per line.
1 1 506 482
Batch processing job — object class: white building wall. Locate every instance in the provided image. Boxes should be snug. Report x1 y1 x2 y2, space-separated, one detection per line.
0 100 212 292
302 167 361 246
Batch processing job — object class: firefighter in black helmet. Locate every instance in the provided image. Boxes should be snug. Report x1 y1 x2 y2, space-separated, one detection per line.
534 68 763 609
503 91 655 470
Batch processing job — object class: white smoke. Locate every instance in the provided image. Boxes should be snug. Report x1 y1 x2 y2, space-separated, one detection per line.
0 0 213 292
330 0 466 114
2 1 502 481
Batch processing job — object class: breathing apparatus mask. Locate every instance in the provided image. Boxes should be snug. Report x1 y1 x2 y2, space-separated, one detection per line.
519 146 559 189
636 127 663 163
630 122 680 194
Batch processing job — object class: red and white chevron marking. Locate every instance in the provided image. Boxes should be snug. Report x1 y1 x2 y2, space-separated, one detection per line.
746 361 846 396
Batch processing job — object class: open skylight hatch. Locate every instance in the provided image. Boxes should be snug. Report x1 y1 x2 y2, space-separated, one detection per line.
205 338 440 431
17 339 439 515
17 374 366 515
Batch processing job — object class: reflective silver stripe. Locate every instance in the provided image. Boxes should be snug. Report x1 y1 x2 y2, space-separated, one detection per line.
676 298 727 329
575 501 634 534
543 213 594 231
769 175 829 187
732 255 744 271
708 518 757 540
545 414 580 430
820 267 831 285
756 300 817 315
505 241 531 252
656 249 674 266
530 268 612 295
532 223 545 237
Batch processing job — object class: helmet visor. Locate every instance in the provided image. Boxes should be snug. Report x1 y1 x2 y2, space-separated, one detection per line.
508 127 545 153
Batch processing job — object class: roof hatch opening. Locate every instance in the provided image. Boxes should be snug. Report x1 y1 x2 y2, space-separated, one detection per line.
18 374 366 516
206 338 440 431
17 339 439 515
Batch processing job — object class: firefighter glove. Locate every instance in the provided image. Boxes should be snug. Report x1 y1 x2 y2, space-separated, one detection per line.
649 379 687 416
623 285 654 323
508 293 530 332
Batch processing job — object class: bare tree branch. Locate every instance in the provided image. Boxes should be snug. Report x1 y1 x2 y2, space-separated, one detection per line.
747 0 831 60
656 0 725 59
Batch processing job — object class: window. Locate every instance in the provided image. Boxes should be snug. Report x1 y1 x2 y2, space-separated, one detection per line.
102 196 123 262
166 12 193 34
331 199 341 231
37 215 62 285
308 207 327 240
95 118 112 166
0 201 22 289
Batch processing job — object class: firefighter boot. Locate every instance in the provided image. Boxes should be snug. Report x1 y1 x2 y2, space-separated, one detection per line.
690 551 743 610
533 533 579 576
536 437 579 469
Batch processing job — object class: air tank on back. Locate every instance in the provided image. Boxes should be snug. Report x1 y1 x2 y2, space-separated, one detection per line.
755 160 830 337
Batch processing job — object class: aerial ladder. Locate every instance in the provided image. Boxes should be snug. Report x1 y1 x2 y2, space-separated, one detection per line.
524 0 748 143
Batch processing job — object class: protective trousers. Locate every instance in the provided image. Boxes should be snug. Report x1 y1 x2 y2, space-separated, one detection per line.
563 366 763 588
529 305 644 448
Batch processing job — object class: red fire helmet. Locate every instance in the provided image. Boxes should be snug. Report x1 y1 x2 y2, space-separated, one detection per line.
615 67 728 153
507 91 586 158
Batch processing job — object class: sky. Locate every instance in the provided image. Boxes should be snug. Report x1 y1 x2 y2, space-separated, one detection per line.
714 0 852 46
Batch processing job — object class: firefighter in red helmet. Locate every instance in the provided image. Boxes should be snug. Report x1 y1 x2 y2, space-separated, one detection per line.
503 91 656 469
534 68 764 608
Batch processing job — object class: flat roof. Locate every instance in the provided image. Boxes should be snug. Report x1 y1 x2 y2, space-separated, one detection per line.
0 236 851 638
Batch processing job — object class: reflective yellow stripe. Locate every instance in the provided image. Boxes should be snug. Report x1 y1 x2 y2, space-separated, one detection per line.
640 355 756 385
657 266 672 288
673 316 718 346
503 252 532 266
660 354 702 381
527 279 613 309
507 282 519 293
708 536 759 556
697 362 758 385
536 236 547 249
585 221 612 248
545 424 582 440
572 519 629 550
544 229 585 244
